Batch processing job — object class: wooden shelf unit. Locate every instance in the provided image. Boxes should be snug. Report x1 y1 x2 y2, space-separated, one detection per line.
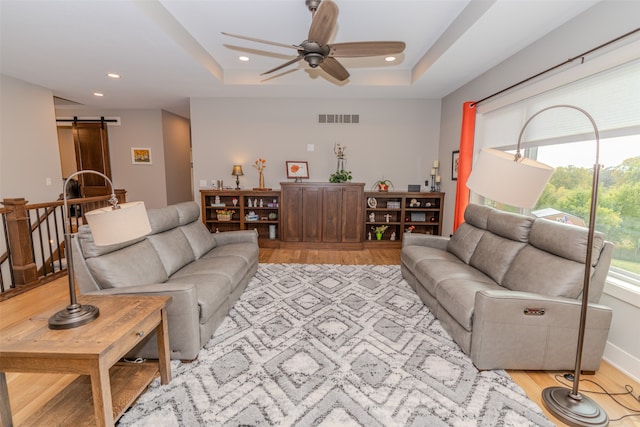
201 189 281 247
201 189 443 249
364 191 444 246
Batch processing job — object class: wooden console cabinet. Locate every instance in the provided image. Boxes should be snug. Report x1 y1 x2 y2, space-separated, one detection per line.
280 182 364 248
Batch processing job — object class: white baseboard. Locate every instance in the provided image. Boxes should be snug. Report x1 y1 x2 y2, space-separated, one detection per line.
603 341 640 383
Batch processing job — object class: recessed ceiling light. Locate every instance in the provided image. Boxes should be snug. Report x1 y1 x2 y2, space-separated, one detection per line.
107 73 120 79
385 56 396 62
238 56 250 62
93 92 104 97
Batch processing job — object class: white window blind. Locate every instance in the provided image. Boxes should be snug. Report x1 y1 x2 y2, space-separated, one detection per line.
476 56 640 151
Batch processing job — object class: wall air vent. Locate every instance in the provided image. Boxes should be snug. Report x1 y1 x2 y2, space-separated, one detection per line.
318 114 359 124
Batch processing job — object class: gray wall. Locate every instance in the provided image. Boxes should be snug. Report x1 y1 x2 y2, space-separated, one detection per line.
1 75 62 203
190 97 441 199
162 110 193 205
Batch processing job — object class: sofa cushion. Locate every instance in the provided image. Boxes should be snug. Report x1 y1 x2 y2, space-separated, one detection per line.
180 221 217 259
469 233 526 284
502 246 586 298
436 279 503 331
529 219 605 266
147 228 196 276
446 222 485 264
77 225 146 257
167 273 231 323
464 204 493 229
174 201 201 225
85 239 168 288
172 255 248 291
486 209 533 242
402 244 463 272
202 242 259 267
147 205 180 234
414 259 495 297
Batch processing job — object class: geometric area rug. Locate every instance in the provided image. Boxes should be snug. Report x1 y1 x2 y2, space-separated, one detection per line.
118 264 554 426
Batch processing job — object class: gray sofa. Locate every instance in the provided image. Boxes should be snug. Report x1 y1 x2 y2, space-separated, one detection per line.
71 201 258 360
401 204 613 371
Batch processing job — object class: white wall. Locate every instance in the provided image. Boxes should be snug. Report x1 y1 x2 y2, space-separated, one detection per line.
56 107 168 208
1 75 62 203
438 1 640 380
190 97 441 201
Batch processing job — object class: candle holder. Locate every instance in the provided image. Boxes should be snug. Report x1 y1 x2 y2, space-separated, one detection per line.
430 160 440 192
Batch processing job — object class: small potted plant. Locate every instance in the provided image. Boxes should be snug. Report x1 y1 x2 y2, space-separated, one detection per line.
372 179 394 192
329 170 352 183
371 224 389 240
216 209 233 221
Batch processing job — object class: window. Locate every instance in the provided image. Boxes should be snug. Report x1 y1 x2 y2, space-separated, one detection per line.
532 135 640 287
474 54 640 289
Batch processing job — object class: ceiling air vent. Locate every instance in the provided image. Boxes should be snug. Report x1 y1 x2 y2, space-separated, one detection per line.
318 114 359 124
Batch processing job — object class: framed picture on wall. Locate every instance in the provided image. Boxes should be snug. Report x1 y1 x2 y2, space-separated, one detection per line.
132 148 152 165
286 161 309 181
452 150 459 181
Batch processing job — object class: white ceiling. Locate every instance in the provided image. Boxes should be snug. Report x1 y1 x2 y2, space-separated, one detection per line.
1 0 600 118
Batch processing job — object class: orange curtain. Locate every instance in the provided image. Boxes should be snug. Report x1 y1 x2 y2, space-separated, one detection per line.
453 101 477 231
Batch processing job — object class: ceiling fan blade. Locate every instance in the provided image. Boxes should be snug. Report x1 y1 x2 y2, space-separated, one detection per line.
261 56 304 75
221 32 300 50
308 0 338 46
330 41 406 57
319 57 349 81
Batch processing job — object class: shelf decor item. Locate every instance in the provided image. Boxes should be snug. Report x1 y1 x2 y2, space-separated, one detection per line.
329 169 352 183
231 164 244 190
371 224 388 240
286 160 310 182
253 158 271 190
216 209 233 221
373 179 394 192
329 144 352 183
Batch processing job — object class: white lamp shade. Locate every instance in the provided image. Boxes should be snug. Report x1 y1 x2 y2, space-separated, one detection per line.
466 148 554 209
84 201 151 246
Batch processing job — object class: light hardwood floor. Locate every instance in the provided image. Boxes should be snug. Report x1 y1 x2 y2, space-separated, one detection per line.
2 248 639 426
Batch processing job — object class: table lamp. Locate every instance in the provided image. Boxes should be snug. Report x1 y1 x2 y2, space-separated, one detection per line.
231 165 244 190
467 104 608 426
48 170 151 329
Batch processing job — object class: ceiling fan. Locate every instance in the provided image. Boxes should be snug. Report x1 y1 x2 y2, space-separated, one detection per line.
222 0 406 82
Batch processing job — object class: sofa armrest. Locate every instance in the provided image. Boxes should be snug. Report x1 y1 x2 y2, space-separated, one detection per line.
402 233 450 250
213 229 258 246
86 283 201 360
471 290 612 371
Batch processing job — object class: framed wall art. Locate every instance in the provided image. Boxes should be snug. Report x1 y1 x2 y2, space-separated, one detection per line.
131 147 152 165
286 161 309 182
451 150 460 181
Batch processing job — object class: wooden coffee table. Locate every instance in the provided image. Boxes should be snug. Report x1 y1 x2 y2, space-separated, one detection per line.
0 294 171 427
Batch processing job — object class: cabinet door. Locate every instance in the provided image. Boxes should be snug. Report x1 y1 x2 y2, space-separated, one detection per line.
341 186 364 242
302 186 323 242
322 186 342 242
281 186 303 242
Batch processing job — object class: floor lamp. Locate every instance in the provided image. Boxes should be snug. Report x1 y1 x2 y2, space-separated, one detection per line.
48 170 151 329
466 105 608 427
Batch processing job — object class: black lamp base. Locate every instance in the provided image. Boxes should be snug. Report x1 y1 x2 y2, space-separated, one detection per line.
542 386 608 427
48 303 100 329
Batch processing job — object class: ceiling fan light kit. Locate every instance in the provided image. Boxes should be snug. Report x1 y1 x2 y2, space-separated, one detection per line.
223 0 405 82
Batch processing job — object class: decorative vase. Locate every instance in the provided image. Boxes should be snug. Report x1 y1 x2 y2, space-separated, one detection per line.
376 232 383 240
259 171 265 189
